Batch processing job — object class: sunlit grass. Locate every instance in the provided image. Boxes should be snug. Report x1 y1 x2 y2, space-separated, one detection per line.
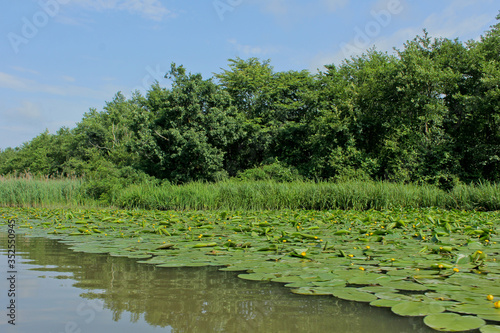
0 174 97 208
0 175 498 211
114 180 500 211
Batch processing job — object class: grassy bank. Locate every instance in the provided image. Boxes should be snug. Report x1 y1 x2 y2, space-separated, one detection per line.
0 176 499 211
0 175 91 208
115 180 500 211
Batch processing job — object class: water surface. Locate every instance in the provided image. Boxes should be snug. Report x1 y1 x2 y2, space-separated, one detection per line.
0 233 436 333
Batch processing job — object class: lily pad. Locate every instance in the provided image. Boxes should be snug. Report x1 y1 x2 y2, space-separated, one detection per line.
423 313 486 332
331 288 378 302
391 301 445 317
370 299 401 308
380 280 429 291
449 304 500 316
480 325 500 333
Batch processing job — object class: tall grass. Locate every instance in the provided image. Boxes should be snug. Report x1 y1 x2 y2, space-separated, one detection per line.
0 174 94 208
1 175 499 210
114 180 500 211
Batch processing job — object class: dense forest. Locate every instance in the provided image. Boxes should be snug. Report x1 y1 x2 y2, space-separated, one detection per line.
1 16 499 192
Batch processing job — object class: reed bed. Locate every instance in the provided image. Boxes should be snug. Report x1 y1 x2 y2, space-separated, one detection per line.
0 175 91 208
1 175 498 210
113 180 500 211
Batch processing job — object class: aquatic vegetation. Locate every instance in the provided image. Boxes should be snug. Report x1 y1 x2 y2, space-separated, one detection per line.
2 178 500 211
1 207 499 332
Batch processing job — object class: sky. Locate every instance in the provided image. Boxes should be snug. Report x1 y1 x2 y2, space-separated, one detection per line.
0 0 498 150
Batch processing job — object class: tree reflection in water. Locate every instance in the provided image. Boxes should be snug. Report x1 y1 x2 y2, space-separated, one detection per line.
2 234 436 333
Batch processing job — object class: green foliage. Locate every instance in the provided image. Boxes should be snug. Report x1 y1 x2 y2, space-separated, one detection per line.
1 14 500 185
237 161 302 182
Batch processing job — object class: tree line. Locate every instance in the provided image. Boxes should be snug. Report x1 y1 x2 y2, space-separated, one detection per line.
1 15 499 189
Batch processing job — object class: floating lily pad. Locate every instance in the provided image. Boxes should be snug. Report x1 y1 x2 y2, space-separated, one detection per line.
380 280 429 291
331 288 378 302
391 301 445 317
291 287 331 295
478 314 500 323
370 299 401 308
238 273 276 281
423 313 486 332
449 304 500 316
480 325 500 333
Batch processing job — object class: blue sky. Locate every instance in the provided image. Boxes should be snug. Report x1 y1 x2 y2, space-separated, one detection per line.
1 0 498 149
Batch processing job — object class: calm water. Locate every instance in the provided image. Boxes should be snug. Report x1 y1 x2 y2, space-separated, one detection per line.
0 233 437 333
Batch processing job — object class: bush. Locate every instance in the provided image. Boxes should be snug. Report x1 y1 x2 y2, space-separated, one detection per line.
237 161 302 182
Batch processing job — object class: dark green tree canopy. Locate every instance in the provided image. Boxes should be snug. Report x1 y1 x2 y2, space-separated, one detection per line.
2 13 500 186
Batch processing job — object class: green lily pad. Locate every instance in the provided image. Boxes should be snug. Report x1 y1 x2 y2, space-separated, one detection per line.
480 325 500 333
478 313 500 323
375 292 413 301
370 299 401 308
449 304 500 316
380 280 429 291
359 286 396 294
284 281 314 288
391 301 445 317
238 273 276 281
291 287 331 295
423 313 486 332
331 288 378 302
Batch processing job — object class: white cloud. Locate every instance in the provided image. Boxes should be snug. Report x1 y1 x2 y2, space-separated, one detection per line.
420 11 491 41
308 0 494 71
0 72 61 95
0 72 120 100
9 101 42 121
11 66 39 75
70 0 172 21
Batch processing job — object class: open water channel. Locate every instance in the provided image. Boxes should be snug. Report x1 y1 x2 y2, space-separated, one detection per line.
0 233 437 333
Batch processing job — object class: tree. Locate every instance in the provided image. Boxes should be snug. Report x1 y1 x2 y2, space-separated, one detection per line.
131 64 243 182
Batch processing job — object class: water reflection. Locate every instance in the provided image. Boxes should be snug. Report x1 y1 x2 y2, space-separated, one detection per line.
0 234 436 332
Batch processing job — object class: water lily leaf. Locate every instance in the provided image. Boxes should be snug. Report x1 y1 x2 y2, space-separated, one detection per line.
237 273 276 281
370 299 400 308
449 303 500 315
347 273 381 285
423 313 486 332
391 301 445 317
331 288 378 302
272 275 305 283
156 243 176 250
480 325 500 333
290 288 328 295
284 281 314 288
478 314 500 323
312 280 346 288
380 280 428 291
375 292 413 301
359 286 396 294
193 242 217 248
